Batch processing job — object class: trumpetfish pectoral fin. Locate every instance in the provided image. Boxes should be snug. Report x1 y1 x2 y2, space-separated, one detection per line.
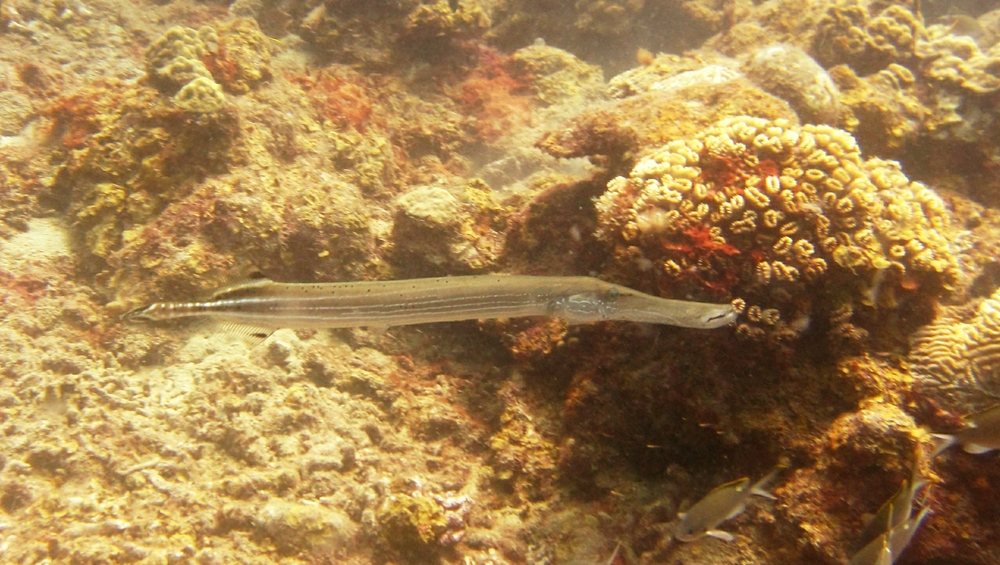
213 321 275 347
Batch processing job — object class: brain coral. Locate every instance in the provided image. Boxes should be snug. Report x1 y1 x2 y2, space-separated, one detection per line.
596 116 961 341
909 288 1000 405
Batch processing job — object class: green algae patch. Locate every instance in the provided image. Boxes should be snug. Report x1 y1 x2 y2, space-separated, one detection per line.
376 493 447 558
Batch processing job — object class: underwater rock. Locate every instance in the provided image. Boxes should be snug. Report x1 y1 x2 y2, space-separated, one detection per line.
390 182 505 276
402 0 491 47
506 42 605 107
206 18 272 94
0 90 32 136
742 43 841 125
538 75 798 170
256 499 356 552
779 399 923 564
376 492 449 559
58 85 237 267
607 53 725 98
595 116 962 342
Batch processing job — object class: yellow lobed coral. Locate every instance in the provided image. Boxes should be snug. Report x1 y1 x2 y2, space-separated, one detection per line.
146 25 227 112
917 26 1000 93
596 116 961 339
145 25 217 88
909 287 1000 401
813 4 922 74
174 76 226 113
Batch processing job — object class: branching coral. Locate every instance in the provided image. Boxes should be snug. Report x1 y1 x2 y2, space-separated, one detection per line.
596 116 961 341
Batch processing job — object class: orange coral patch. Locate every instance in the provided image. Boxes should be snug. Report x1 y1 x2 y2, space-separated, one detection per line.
451 47 532 142
291 71 374 130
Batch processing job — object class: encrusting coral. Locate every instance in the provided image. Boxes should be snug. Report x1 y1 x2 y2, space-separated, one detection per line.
596 116 962 341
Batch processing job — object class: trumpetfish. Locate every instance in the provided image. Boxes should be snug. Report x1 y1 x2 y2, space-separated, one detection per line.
124 275 737 342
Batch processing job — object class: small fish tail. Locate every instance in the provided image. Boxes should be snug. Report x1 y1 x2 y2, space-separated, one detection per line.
751 464 786 499
929 433 956 459
121 304 156 321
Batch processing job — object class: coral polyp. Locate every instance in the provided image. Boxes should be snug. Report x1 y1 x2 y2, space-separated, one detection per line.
596 116 962 341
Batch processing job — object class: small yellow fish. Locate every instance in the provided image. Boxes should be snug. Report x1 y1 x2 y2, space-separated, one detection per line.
931 404 1000 457
675 465 784 542
848 506 930 565
853 446 929 551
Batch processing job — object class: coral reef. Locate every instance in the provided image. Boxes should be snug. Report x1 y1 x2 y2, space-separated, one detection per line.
917 25 1000 94
145 19 271 111
812 4 923 75
539 71 799 169
145 25 218 91
173 75 226 113
4 0 1000 564
909 287 1000 407
742 43 841 124
595 116 961 341
389 181 505 276
828 63 932 158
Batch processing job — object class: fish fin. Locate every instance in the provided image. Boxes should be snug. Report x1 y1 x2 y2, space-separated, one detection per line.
216 322 275 347
715 477 751 493
929 433 956 458
603 541 622 565
963 442 993 454
723 503 748 521
752 487 777 500
209 276 274 301
705 530 735 542
750 464 786 499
